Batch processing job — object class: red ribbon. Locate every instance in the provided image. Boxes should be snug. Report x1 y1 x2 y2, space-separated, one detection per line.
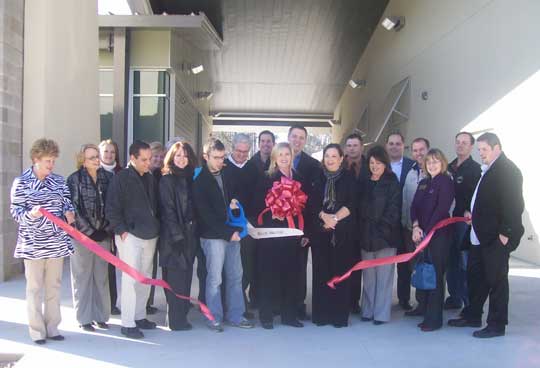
327 217 469 289
257 176 308 230
39 208 215 322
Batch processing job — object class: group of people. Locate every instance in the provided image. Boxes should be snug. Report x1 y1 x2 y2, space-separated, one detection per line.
10 126 524 344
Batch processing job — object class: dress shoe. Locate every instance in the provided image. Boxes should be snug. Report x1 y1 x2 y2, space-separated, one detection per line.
48 335 65 341
417 322 425 328
121 327 144 339
333 323 347 328
447 318 481 328
404 308 424 317
146 305 158 315
96 322 109 329
170 322 193 331
34 339 46 345
360 317 372 322
283 319 304 328
81 323 95 332
261 321 274 330
373 320 385 325
135 318 157 330
111 306 121 315
421 325 441 332
473 326 505 338
399 301 413 311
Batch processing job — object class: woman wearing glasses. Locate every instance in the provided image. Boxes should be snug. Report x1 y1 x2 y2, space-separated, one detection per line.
67 144 113 332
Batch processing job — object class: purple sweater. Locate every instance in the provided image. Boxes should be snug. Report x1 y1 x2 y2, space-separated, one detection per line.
410 174 455 234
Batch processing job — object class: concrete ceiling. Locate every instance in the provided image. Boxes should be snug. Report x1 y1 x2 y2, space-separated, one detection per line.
150 0 388 116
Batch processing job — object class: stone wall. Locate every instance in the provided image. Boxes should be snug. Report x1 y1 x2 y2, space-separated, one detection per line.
0 0 24 280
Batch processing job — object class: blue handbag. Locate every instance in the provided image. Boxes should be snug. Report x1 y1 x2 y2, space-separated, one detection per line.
411 249 436 290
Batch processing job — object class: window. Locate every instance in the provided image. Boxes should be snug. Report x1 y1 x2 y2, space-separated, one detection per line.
99 69 114 141
131 70 170 144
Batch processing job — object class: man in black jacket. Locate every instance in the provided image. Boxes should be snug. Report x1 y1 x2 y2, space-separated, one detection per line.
445 132 481 311
193 138 254 332
106 140 160 339
241 130 275 310
448 133 524 338
288 125 322 320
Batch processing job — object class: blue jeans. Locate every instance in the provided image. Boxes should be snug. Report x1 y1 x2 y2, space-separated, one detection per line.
446 222 469 306
201 238 245 324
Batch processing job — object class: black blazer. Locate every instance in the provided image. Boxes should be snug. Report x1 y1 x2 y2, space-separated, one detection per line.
471 152 524 251
358 172 402 252
158 169 198 269
399 157 415 188
295 151 323 188
105 165 159 240
193 165 241 241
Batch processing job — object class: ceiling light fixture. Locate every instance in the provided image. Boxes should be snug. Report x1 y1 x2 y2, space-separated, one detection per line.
349 79 367 89
381 16 405 31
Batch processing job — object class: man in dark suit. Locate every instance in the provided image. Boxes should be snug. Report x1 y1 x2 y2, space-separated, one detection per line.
448 132 524 338
288 125 322 320
385 132 415 310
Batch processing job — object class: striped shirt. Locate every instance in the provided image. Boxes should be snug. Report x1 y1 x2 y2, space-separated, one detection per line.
10 168 74 259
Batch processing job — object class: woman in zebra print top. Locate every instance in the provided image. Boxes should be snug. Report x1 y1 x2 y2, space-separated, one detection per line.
10 138 75 345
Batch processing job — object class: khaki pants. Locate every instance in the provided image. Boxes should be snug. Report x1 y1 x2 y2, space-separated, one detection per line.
115 233 157 328
24 257 64 341
70 239 111 325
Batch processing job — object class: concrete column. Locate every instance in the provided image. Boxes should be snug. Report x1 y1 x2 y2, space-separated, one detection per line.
0 0 24 280
23 0 99 177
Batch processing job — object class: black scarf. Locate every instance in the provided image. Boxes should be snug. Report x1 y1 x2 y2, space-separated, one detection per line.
323 168 344 211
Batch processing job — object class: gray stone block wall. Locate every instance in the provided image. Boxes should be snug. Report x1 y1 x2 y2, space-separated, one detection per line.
0 0 24 281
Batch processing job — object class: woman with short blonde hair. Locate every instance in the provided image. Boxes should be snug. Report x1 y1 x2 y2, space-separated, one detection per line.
67 144 114 332
10 138 75 344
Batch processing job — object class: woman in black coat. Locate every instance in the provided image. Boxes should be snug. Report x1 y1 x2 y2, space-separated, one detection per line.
158 141 199 331
310 144 357 327
251 142 308 330
358 146 402 325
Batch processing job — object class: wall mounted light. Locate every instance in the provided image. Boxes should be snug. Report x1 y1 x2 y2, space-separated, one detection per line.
349 79 367 89
191 64 204 74
197 91 213 100
381 16 405 31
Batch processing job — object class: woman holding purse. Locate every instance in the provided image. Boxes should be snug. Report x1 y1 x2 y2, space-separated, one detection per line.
410 148 455 331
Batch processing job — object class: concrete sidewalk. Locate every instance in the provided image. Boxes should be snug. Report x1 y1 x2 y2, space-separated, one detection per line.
1 258 539 368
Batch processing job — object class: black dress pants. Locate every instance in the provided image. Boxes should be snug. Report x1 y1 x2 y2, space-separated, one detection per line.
258 237 298 323
296 246 309 316
312 235 351 327
465 239 509 330
241 235 258 306
162 265 193 329
108 241 118 310
416 234 450 329
397 227 415 303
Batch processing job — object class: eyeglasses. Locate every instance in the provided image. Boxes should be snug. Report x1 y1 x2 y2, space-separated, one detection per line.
85 156 100 161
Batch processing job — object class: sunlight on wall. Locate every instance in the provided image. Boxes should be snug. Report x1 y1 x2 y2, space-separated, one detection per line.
464 69 540 243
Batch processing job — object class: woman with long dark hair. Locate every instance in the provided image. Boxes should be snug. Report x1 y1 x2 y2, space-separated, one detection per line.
158 141 199 330
310 143 357 327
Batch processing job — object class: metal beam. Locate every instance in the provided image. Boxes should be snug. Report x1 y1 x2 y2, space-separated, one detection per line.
212 120 332 128
112 28 130 165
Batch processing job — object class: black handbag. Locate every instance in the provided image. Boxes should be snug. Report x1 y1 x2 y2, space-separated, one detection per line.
411 249 436 290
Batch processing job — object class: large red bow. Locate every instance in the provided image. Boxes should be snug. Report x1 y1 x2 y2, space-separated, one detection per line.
257 176 308 230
